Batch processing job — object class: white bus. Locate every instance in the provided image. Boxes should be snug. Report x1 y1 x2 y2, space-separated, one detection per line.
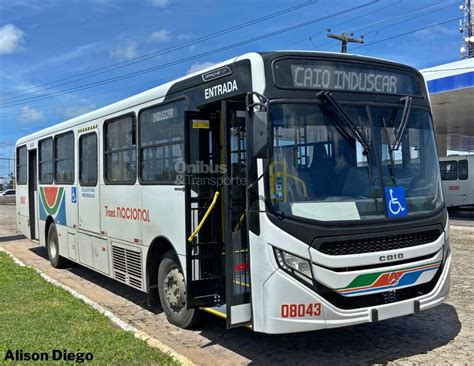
440 155 474 208
16 51 451 334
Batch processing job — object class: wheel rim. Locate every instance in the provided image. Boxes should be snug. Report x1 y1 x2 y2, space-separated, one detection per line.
49 233 57 259
163 267 186 313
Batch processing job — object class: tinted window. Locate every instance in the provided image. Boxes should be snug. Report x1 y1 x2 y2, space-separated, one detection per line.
440 161 457 181
139 101 185 183
55 132 74 184
104 115 136 183
458 160 468 180
16 146 27 185
80 133 98 186
39 138 53 184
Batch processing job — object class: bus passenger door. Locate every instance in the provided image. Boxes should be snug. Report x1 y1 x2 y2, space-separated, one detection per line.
222 100 252 328
185 111 225 308
77 131 101 234
28 149 38 239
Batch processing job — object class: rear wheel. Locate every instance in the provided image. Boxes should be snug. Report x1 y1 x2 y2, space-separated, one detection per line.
158 250 200 328
47 223 68 268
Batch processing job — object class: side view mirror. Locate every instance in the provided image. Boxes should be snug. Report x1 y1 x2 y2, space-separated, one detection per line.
250 110 268 158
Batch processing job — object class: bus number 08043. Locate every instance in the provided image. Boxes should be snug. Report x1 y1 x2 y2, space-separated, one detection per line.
281 303 321 318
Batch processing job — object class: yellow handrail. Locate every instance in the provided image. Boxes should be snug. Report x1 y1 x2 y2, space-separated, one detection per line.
187 191 220 242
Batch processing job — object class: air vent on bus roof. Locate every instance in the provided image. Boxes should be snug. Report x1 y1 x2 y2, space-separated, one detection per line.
112 244 143 291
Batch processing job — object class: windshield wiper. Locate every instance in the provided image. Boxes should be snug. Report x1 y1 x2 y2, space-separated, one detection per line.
391 95 413 151
317 90 370 155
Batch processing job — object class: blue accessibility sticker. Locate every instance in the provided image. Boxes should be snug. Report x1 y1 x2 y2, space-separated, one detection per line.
385 186 408 218
71 186 77 203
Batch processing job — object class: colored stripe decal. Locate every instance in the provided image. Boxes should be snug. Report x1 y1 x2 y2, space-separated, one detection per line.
343 261 441 290
336 261 441 296
39 187 64 216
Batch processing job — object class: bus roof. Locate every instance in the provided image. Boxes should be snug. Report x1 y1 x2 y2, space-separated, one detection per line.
16 51 421 146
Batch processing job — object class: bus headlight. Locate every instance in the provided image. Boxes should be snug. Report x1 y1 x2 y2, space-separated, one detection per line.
274 248 312 281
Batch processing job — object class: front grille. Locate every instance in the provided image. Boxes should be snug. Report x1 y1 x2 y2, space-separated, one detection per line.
315 263 443 310
317 229 441 256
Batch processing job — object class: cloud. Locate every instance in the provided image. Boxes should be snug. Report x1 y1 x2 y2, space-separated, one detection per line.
17 106 44 124
415 24 457 41
0 24 25 55
187 61 216 74
110 41 137 61
148 0 170 8
57 104 97 119
149 29 170 43
178 33 193 41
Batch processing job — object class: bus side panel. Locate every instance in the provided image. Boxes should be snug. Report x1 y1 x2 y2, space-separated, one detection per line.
101 184 143 244
142 185 186 270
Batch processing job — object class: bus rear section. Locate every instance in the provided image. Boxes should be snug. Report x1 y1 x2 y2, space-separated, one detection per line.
440 155 474 207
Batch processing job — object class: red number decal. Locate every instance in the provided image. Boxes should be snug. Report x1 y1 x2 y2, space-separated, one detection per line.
298 304 305 317
289 304 297 317
314 303 321 316
280 303 321 318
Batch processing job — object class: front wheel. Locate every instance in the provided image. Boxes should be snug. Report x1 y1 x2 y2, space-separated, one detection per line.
47 223 68 268
157 251 200 328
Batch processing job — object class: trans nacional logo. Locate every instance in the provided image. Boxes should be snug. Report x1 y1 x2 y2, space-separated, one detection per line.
39 186 67 225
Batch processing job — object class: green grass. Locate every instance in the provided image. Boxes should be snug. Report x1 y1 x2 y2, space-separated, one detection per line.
0 252 180 365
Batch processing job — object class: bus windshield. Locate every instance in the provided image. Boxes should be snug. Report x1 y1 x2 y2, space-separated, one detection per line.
268 102 443 222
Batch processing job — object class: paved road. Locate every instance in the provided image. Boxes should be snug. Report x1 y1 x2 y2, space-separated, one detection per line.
1 204 472 365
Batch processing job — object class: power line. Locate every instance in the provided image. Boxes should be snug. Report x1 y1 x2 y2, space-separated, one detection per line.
352 17 463 51
288 0 401 48
0 0 319 102
318 0 458 51
0 0 379 109
0 74 180 119
0 17 465 140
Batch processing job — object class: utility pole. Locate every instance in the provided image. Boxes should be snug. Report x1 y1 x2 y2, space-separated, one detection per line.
326 30 364 53
460 0 473 58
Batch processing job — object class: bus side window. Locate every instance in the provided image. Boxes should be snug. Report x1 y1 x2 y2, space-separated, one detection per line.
104 114 137 184
79 133 98 186
439 160 458 181
138 100 185 184
16 146 27 185
55 131 75 184
458 160 468 180
39 138 54 184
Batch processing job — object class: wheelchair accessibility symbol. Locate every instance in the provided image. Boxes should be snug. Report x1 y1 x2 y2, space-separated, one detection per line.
385 186 408 218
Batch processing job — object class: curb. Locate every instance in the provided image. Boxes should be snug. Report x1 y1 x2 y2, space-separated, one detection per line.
0 247 196 366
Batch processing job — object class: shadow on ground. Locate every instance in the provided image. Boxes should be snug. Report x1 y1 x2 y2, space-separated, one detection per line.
0 234 25 243
28 246 460 365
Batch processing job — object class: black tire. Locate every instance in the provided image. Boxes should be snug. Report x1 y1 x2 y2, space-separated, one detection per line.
47 223 68 268
158 250 200 328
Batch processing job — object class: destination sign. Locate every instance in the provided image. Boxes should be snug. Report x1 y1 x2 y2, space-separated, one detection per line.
151 106 177 122
273 59 422 96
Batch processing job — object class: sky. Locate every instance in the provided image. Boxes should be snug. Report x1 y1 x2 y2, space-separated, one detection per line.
0 0 466 178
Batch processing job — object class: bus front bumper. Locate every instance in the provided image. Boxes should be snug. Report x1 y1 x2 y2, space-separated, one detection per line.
260 252 451 334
